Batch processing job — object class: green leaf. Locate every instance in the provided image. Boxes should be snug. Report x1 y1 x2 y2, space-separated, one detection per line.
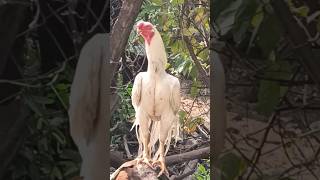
24 95 43 116
194 162 210 179
212 0 237 19
171 40 186 54
182 27 198 36
189 65 198 79
257 80 280 115
171 0 184 5
217 151 247 180
151 0 162 6
198 48 209 61
251 6 264 27
38 137 49 151
182 60 191 76
49 117 65 127
179 110 187 124
215 0 242 36
31 95 55 105
190 80 200 97
232 0 259 43
256 59 292 115
55 83 69 91
51 166 63 180
195 7 206 23
256 14 282 58
52 131 66 145
176 60 186 73
291 6 309 17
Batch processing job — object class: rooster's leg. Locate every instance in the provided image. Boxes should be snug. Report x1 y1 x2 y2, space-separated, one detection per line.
152 117 170 177
137 131 153 167
136 111 153 168
152 140 169 177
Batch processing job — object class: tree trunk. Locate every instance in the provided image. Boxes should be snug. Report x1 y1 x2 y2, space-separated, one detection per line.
110 0 144 77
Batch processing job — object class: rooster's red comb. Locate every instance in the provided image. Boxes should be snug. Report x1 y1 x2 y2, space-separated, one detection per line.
136 20 153 29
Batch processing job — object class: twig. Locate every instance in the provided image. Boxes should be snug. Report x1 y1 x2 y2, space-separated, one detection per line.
271 0 320 86
246 113 278 180
123 135 133 159
172 159 198 180
170 160 198 180
166 146 209 165
0 90 22 104
196 125 209 139
28 0 40 29
16 2 72 38
170 169 195 180
87 1 108 33
50 84 67 111
110 121 121 132
226 135 263 176
0 79 40 88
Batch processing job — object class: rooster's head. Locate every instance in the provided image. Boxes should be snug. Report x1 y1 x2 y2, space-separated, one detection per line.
136 20 155 46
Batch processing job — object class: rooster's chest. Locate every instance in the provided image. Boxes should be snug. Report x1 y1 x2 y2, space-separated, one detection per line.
140 78 170 116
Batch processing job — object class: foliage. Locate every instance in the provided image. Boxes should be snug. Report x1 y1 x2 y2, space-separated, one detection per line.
179 110 204 134
111 75 135 144
213 0 320 179
212 0 307 115
3 39 81 180
215 151 247 180
193 159 210 180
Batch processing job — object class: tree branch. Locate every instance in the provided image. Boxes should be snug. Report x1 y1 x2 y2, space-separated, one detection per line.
183 37 210 87
166 146 210 165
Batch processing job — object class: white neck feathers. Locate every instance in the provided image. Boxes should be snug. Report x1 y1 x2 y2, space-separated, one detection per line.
145 29 167 75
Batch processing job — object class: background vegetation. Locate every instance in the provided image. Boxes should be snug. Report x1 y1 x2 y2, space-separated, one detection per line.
213 0 320 179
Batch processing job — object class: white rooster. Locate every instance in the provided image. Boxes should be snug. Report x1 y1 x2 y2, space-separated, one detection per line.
130 20 181 177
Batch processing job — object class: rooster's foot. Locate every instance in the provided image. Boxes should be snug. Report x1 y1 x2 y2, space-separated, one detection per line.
152 158 169 177
136 157 154 169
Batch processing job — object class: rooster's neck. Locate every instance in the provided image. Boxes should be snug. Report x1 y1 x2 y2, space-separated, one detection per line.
147 60 165 77
145 30 167 77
